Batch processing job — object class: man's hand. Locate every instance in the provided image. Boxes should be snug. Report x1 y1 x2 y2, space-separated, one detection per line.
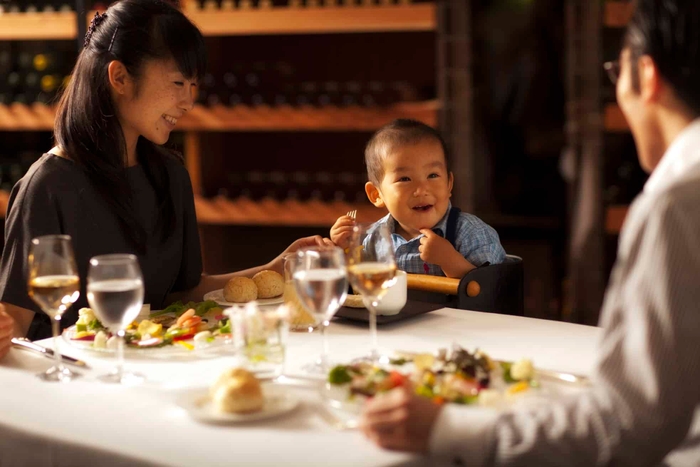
0 307 14 360
330 215 356 250
360 384 444 452
419 229 476 278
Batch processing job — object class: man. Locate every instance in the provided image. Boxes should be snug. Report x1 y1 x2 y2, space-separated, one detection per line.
360 1 700 465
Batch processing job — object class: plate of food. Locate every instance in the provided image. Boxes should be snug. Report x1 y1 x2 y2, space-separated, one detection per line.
176 368 299 424
322 345 588 415
204 270 284 307
62 300 233 358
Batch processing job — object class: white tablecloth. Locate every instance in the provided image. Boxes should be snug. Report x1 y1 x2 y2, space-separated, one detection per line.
0 308 600 467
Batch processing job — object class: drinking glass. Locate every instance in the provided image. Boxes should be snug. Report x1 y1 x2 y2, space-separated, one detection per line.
27 235 81 382
229 304 288 378
86 254 145 384
292 246 348 373
283 254 318 333
346 223 397 363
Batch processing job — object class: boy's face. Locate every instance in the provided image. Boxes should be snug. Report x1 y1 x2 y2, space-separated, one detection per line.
366 139 454 240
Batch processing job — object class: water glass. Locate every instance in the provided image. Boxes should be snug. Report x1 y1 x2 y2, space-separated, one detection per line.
292 246 348 373
229 304 288 378
87 254 145 384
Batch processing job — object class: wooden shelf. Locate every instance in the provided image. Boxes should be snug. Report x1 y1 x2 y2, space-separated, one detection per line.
604 2 634 28
604 104 629 132
0 101 438 132
194 196 383 227
187 4 435 36
0 11 76 41
0 191 383 227
605 204 629 234
0 4 435 41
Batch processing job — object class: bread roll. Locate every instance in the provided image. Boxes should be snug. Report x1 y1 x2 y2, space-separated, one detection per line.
343 294 366 309
211 368 264 414
210 367 250 397
252 270 284 299
224 277 257 303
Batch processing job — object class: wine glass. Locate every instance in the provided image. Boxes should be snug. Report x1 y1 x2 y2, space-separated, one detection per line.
27 235 81 382
346 223 397 363
86 254 145 384
292 246 348 373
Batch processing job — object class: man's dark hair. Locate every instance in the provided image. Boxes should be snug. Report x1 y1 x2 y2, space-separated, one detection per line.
364 119 450 185
624 0 700 115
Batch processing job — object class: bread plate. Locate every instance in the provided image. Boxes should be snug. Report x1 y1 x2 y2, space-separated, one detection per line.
176 384 299 424
203 289 284 307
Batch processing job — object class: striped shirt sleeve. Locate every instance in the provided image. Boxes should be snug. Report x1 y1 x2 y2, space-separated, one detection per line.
429 185 700 466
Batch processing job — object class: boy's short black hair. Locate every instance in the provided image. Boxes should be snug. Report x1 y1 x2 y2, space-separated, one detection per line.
364 119 450 185
624 0 700 116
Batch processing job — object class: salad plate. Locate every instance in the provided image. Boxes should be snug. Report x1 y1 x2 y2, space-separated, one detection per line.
61 301 233 359
176 385 300 424
203 289 284 307
322 345 587 418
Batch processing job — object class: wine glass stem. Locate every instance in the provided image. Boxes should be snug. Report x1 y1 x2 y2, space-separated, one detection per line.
368 299 379 362
52 315 63 371
320 319 329 370
116 329 126 379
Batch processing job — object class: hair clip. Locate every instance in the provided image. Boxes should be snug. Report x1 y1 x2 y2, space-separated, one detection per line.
84 11 108 49
109 27 119 52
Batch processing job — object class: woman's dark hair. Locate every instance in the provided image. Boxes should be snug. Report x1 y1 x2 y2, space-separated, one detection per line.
624 0 700 116
54 0 206 253
364 119 450 185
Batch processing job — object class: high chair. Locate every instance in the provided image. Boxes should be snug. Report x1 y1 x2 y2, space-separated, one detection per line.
406 255 524 316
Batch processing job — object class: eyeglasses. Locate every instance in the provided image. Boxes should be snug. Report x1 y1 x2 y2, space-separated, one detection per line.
604 60 621 85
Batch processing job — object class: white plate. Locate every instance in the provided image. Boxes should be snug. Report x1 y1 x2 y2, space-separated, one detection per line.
203 289 284 307
176 385 299 423
61 324 229 359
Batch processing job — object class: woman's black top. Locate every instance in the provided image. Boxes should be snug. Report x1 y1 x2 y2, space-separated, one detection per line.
0 153 203 340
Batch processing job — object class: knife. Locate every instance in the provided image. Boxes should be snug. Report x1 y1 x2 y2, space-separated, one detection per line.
11 337 91 369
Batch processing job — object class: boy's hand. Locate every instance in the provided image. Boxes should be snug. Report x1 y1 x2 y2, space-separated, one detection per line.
418 229 458 267
419 229 476 278
330 215 356 250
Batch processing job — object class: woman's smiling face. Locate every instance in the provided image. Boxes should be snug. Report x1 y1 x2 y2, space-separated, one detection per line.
114 59 197 146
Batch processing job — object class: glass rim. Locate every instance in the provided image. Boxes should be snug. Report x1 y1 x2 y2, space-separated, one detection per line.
31 234 72 245
89 253 138 266
296 245 344 256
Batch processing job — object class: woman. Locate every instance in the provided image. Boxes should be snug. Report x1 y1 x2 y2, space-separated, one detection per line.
0 0 328 340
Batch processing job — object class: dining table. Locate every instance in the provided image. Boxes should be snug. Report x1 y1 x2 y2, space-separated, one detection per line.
0 307 600 467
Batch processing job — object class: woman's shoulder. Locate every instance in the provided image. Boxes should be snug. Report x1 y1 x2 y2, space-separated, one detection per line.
17 153 84 194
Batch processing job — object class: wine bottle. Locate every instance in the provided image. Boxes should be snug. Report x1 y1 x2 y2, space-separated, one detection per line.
0 47 11 77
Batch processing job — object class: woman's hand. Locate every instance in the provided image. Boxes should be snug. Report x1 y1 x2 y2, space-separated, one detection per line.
0 307 14 360
268 235 334 273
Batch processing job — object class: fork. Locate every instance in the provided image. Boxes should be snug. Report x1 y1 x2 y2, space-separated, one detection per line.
346 209 357 220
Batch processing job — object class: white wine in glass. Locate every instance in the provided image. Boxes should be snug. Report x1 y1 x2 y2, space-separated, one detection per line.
346 223 397 362
27 235 81 382
87 254 145 384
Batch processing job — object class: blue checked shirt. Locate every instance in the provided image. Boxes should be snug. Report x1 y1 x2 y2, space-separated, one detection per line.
366 203 506 276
